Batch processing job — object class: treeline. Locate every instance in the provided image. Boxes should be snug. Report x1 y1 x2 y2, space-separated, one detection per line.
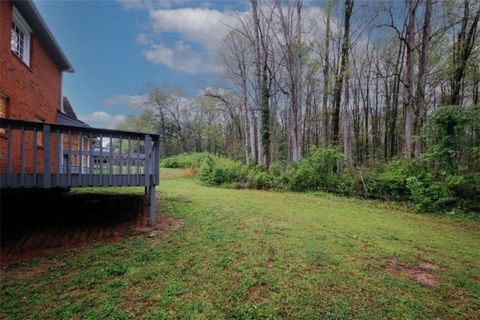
160 106 479 213
119 0 479 171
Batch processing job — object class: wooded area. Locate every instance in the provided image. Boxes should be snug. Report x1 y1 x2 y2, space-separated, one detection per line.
120 0 479 171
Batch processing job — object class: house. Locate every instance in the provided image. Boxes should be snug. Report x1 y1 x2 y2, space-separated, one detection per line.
0 0 159 225
0 0 72 175
57 97 91 174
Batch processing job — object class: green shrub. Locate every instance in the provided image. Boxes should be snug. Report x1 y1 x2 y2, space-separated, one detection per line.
444 172 480 212
365 159 424 200
160 153 210 169
423 106 480 174
406 175 454 212
245 163 286 190
286 148 348 193
162 150 479 214
198 155 244 186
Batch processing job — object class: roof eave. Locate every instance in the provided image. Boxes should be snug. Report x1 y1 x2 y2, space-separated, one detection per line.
13 0 74 73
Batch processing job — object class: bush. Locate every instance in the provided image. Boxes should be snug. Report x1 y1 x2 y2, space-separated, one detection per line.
245 163 286 190
160 153 210 169
162 149 479 214
285 148 353 193
440 172 480 212
406 175 455 212
198 155 244 186
365 159 424 200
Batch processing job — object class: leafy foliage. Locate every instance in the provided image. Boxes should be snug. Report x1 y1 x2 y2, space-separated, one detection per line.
160 153 211 169
198 154 244 186
423 106 480 174
161 149 479 213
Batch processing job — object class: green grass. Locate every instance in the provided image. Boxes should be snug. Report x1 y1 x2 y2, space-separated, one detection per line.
1 168 479 319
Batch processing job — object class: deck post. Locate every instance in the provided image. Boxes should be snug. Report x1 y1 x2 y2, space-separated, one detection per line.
148 185 157 226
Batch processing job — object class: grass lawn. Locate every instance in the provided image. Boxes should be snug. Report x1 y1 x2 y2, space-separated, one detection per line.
1 168 479 319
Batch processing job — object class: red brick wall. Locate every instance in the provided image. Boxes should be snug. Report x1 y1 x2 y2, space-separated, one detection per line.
0 1 62 175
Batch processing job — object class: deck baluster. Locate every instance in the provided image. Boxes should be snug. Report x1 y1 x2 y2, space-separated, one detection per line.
136 137 140 184
127 137 131 186
98 133 103 186
7 125 12 187
154 137 160 185
89 133 93 186
33 128 38 187
20 127 25 186
56 129 61 187
109 135 113 186
119 136 123 185
79 132 83 186
144 134 151 186
43 124 51 188
67 130 72 186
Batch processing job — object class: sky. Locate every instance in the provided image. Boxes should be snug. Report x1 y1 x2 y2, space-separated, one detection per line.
34 0 250 128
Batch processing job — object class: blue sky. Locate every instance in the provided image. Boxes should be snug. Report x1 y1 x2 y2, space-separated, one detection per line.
34 0 249 128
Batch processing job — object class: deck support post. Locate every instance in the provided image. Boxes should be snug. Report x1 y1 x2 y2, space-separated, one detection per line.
148 186 157 226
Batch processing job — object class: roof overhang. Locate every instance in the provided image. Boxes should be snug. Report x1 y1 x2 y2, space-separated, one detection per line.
57 110 89 128
13 0 74 73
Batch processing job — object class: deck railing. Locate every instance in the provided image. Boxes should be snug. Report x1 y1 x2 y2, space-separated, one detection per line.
0 118 160 189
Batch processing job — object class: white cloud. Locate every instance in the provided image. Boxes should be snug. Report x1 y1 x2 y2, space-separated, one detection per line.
136 33 150 45
135 6 240 74
197 86 230 96
102 94 149 109
117 0 189 10
148 7 236 50
79 111 127 129
122 2 331 75
143 41 223 74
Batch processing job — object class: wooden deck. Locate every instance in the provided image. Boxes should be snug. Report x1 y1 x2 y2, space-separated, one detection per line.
0 117 160 225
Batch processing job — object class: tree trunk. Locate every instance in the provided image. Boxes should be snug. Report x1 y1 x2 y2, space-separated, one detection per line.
331 0 354 148
414 0 432 158
404 0 415 158
251 0 267 165
450 1 480 105
261 64 271 167
322 0 334 146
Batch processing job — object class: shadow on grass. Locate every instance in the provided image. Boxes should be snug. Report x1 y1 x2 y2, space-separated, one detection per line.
1 189 148 262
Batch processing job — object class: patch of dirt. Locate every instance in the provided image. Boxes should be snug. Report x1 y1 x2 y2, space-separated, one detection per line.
161 168 194 180
267 246 276 269
418 261 441 270
0 191 181 267
248 283 267 303
58 288 84 299
152 215 184 240
123 287 156 314
385 258 440 287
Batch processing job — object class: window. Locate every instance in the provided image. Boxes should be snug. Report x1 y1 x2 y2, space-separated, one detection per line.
11 7 31 66
0 96 6 118
0 95 7 134
35 116 45 147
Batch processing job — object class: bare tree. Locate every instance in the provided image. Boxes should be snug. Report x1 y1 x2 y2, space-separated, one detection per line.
331 0 354 162
222 30 253 163
450 0 480 105
277 0 304 162
403 0 416 158
322 0 335 146
414 0 432 157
